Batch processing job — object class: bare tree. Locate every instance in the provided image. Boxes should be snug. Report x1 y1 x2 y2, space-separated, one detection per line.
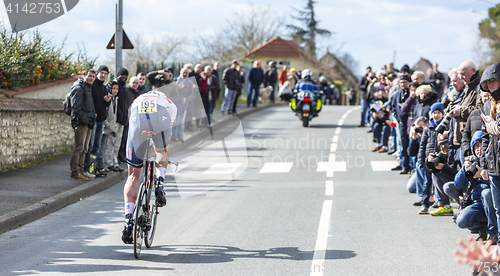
124 34 187 74
196 5 286 63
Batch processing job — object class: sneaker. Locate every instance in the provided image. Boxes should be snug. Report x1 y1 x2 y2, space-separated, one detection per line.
372 146 381 152
115 166 124 172
477 232 488 241
391 165 402 171
84 171 96 178
413 201 422 206
430 206 454 216
155 181 167 207
122 214 134 244
418 206 429 214
108 166 119 172
431 201 439 208
378 147 388 153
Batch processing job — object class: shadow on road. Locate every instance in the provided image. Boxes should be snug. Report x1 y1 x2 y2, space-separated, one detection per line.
147 245 357 263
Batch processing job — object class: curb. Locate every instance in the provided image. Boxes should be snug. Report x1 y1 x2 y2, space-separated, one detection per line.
0 171 126 234
0 103 282 235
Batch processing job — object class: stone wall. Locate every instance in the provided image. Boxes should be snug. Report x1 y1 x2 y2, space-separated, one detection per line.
0 109 73 171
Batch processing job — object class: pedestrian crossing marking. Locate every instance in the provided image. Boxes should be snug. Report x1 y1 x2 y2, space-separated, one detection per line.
259 162 293 173
370 161 399 171
316 161 347 172
202 163 242 174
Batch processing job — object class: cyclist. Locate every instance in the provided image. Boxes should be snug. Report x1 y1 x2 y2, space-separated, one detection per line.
122 90 177 244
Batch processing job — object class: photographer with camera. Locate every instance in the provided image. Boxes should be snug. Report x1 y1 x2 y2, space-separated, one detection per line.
417 102 446 214
453 130 497 243
407 117 429 195
425 132 459 216
147 69 173 90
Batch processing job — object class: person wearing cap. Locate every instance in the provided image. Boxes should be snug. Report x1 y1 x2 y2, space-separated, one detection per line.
121 90 177 244
83 65 111 178
390 74 412 173
221 60 241 115
450 130 497 242
427 131 458 216
107 67 129 164
417 102 447 214
479 63 500 246
400 64 411 76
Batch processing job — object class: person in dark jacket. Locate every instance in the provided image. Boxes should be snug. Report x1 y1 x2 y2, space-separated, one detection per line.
210 62 221 115
232 65 245 114
480 63 500 246
136 72 148 96
391 75 412 173
417 102 446 214
358 66 372 127
247 60 264 107
147 69 172 90
264 61 278 103
83 65 111 178
462 91 490 157
371 101 391 153
427 132 459 216
107 67 128 164
69 69 96 180
428 63 445 99
407 117 429 195
221 60 240 115
452 130 497 243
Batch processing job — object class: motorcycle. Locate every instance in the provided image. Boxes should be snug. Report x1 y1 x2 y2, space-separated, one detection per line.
289 90 323 127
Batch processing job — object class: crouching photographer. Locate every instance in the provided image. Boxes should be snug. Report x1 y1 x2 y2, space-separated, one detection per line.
452 131 497 243
425 132 460 216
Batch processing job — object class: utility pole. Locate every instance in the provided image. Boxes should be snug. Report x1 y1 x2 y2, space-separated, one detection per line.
115 0 123 74
393 50 397 66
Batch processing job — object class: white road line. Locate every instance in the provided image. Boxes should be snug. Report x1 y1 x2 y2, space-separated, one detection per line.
325 181 333 196
334 127 341 135
202 163 242 174
329 143 337 152
332 135 339 143
310 200 333 276
337 119 344 126
370 160 399 171
259 162 293 173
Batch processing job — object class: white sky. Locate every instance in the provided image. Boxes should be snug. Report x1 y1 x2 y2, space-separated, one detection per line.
0 0 493 76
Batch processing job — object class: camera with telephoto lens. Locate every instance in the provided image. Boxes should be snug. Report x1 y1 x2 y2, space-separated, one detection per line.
436 113 453 134
465 156 480 178
414 126 423 134
426 152 447 170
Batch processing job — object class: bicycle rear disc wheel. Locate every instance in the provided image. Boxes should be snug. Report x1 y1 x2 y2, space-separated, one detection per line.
145 188 158 248
133 184 146 259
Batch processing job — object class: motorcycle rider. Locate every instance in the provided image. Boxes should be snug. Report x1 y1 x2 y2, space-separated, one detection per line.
294 69 322 115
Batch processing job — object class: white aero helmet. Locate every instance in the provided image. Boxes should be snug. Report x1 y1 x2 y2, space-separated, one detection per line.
302 69 311 78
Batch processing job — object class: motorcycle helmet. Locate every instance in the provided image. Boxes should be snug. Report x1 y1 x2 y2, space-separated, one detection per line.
302 69 312 78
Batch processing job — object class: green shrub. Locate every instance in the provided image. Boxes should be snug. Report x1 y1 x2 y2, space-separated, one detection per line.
0 23 96 90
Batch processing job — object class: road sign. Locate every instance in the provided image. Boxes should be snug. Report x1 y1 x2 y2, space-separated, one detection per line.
106 30 134 49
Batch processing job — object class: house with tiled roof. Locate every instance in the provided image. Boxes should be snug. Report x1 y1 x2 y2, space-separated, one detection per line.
245 36 356 87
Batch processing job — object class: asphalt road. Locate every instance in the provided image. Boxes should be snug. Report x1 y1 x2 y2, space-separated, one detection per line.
0 105 475 275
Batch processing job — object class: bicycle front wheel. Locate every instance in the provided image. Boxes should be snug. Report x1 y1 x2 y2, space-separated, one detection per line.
133 183 146 259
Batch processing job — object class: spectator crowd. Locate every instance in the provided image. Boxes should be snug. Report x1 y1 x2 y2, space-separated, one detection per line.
359 60 500 257
68 59 334 181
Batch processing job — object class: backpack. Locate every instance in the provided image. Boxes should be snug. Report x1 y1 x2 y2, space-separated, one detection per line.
63 92 71 115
